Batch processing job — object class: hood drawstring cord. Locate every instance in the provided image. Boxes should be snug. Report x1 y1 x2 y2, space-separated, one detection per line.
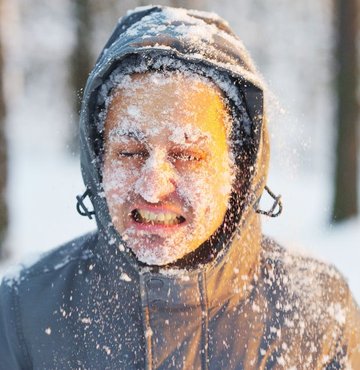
76 188 96 220
256 185 283 217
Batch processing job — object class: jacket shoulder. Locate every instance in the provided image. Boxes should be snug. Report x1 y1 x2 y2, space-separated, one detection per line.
261 237 360 368
0 232 99 369
261 236 349 307
1 231 98 288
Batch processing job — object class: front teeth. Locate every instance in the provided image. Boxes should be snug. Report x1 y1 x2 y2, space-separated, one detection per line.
134 209 184 225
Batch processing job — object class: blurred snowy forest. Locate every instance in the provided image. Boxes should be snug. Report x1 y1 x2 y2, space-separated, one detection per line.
0 0 359 301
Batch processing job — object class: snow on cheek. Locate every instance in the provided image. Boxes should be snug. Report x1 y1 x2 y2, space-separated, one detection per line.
178 155 233 236
178 168 214 226
127 105 141 118
103 161 130 205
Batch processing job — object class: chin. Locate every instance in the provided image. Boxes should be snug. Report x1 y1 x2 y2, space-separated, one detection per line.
128 239 191 266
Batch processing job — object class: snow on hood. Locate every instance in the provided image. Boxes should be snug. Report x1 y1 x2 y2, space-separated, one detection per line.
78 5 270 269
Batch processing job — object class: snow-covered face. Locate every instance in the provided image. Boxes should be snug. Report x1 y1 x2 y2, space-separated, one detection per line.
103 72 234 265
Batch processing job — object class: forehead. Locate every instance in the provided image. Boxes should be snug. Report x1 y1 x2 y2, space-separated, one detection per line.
104 71 230 142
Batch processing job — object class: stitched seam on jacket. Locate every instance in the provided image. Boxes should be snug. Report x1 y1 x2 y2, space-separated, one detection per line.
12 285 33 369
199 271 209 370
139 274 153 370
144 306 153 370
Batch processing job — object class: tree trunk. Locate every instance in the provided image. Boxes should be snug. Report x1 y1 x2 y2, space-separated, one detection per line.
68 0 93 153
332 0 359 222
0 0 8 259
138 0 206 10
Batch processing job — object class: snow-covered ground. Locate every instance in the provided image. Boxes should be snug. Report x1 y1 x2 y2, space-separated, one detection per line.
0 0 359 304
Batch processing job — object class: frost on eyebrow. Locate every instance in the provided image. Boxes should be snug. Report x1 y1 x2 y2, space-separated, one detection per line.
107 113 213 147
107 121 150 144
106 122 212 152
168 124 211 146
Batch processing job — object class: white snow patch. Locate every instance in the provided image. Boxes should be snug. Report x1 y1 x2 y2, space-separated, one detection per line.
327 303 346 325
80 317 92 325
145 327 153 338
119 272 132 282
103 346 111 355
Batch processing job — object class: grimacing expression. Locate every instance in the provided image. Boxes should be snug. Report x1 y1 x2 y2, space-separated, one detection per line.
103 72 234 266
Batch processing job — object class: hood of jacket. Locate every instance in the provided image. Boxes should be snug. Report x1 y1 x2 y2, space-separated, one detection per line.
78 5 270 277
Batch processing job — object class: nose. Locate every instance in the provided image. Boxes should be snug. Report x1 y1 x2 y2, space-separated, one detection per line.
134 151 177 203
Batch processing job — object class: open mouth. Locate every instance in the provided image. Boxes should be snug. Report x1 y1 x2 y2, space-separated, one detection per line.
131 209 186 226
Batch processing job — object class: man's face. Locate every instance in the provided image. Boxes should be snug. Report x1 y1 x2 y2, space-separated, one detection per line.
103 72 234 265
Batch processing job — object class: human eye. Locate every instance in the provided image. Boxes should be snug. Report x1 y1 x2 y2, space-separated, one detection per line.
110 141 148 160
117 150 148 159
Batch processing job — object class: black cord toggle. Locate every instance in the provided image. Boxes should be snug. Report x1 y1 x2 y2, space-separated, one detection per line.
256 185 283 217
76 188 96 219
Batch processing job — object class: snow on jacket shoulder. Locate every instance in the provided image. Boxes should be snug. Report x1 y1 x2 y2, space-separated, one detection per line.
1 232 359 369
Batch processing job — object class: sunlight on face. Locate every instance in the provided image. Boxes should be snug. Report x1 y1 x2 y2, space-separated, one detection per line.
102 72 234 265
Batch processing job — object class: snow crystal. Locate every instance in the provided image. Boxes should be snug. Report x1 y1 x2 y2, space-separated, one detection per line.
60 307 67 318
327 303 346 325
269 326 277 333
103 346 111 355
119 272 132 282
284 318 294 328
80 317 92 325
277 356 285 366
108 237 116 245
127 105 140 118
53 255 73 270
145 327 153 338
155 268 191 281
321 355 330 364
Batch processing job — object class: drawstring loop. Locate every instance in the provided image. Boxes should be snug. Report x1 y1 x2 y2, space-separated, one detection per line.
256 185 283 218
76 188 96 219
